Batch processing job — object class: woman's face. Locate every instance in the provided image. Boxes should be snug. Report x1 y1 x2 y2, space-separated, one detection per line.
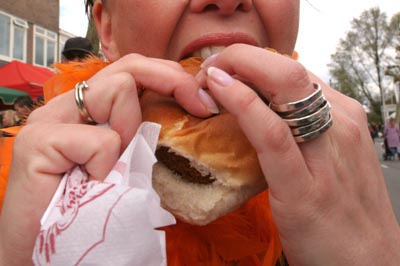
94 0 299 62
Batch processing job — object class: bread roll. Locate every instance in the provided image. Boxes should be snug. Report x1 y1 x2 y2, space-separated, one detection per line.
140 57 267 225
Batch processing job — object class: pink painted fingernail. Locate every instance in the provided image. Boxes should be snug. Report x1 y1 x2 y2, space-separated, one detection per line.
198 88 219 114
207 67 234 87
201 53 219 69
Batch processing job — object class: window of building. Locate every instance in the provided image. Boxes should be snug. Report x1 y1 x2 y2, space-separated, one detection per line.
0 11 28 62
34 26 57 67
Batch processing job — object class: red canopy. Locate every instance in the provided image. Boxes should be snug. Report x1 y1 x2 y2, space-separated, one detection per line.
0 61 54 99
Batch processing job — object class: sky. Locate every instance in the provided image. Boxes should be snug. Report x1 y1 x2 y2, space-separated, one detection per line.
60 0 398 83
297 0 397 82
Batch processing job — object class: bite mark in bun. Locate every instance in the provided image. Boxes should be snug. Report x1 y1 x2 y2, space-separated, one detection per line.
140 57 267 225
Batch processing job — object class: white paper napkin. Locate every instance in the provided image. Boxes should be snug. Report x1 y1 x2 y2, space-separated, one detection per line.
32 122 175 266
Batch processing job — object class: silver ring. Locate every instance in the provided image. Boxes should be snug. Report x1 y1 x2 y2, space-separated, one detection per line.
293 114 333 143
284 101 330 127
283 95 326 119
269 82 333 143
291 112 331 136
74 81 95 124
269 83 322 113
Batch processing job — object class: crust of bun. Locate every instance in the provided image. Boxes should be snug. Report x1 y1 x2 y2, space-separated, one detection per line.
140 57 267 224
152 163 265 225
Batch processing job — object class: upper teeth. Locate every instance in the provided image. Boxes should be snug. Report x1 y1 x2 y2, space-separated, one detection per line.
192 46 226 59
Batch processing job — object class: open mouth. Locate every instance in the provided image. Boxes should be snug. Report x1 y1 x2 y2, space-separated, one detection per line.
179 32 260 61
183 45 226 60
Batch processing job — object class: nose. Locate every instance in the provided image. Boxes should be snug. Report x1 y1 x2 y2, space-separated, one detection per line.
190 0 253 15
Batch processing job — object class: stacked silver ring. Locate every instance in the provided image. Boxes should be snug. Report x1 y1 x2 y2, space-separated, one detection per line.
270 83 333 143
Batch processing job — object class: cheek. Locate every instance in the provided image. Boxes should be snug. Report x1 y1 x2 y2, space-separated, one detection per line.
255 0 299 54
112 1 188 58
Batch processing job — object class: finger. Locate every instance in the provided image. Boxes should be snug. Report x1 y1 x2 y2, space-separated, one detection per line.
24 123 121 179
5 123 120 228
151 57 187 70
28 83 137 150
200 44 316 104
201 45 336 185
1 123 121 263
84 72 142 149
28 54 218 148
205 66 313 202
94 54 216 116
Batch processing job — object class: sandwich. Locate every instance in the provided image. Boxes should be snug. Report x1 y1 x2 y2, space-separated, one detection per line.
140 57 267 225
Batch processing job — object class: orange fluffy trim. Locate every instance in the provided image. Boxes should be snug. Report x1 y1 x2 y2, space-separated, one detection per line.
44 56 110 103
0 136 16 214
163 191 281 266
2 59 282 265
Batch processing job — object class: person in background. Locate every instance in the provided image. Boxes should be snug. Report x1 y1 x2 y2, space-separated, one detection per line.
383 117 400 160
0 110 18 137
35 96 44 105
1 110 18 128
368 121 380 142
61 37 94 64
13 96 33 125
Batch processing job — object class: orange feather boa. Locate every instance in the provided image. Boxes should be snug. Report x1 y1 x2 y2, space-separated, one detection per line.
0 58 283 265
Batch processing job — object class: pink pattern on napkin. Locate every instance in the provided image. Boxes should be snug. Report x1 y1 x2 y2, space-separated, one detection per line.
36 167 117 263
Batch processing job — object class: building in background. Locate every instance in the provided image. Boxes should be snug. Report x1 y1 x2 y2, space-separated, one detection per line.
0 0 75 68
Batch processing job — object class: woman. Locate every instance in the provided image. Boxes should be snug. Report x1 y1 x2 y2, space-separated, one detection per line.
1 0 399 265
384 117 400 160
1 110 18 129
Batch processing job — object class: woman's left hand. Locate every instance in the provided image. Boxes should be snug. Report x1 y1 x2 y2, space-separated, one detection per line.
198 44 400 266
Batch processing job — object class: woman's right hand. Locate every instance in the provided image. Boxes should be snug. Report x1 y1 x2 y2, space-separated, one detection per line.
0 54 216 266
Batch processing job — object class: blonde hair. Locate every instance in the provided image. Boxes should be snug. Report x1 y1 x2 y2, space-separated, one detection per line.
1 110 18 127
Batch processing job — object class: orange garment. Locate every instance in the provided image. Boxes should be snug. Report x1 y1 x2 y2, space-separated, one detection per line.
0 58 283 265
164 191 282 266
0 126 22 213
0 132 17 212
43 58 109 103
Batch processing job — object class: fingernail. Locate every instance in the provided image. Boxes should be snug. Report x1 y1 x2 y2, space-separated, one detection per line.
201 53 219 69
198 88 219 114
207 67 234 87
